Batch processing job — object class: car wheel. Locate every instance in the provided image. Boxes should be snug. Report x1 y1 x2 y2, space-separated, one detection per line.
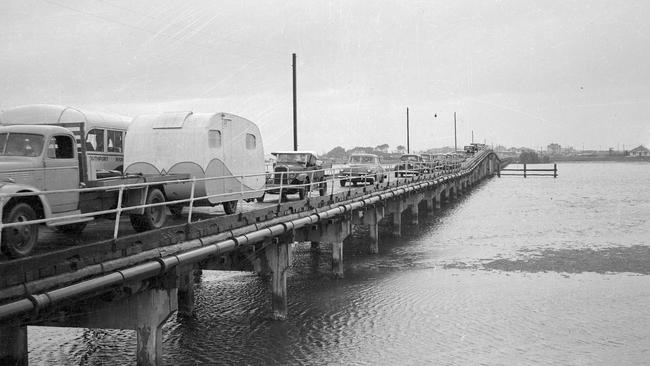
340 180 346 187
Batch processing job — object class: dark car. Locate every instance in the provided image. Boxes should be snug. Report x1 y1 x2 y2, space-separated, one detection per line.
339 153 386 186
265 151 327 201
394 154 424 177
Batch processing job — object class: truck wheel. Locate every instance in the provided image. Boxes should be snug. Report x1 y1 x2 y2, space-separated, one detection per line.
340 180 346 187
223 200 238 215
319 181 327 196
1 203 39 258
54 222 88 234
130 188 167 232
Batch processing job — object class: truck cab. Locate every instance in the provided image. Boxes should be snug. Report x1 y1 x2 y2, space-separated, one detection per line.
0 125 86 257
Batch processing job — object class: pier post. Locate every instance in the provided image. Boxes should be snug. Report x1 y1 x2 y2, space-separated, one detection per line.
390 199 404 237
435 189 442 209
0 325 27 366
320 219 351 278
409 202 419 225
134 288 177 366
424 191 434 214
266 239 291 320
366 206 383 254
177 268 195 316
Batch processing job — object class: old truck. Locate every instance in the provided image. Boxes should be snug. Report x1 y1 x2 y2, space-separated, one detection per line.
0 124 187 258
265 151 328 201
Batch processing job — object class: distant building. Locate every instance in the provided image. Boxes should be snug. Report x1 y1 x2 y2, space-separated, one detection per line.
629 145 650 157
547 143 562 155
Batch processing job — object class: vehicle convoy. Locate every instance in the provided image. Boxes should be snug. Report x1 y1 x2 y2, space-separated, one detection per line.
0 104 130 180
266 151 327 201
339 153 386 186
124 111 266 214
394 154 425 177
0 124 189 258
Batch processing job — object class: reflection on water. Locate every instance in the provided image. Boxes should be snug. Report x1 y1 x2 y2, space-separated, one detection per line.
28 162 650 365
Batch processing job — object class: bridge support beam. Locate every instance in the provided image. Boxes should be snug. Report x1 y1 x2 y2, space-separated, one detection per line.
265 239 292 320
424 191 435 215
435 189 442 209
319 219 351 278
177 268 195 316
408 202 419 225
0 325 27 366
388 199 404 237
366 206 384 254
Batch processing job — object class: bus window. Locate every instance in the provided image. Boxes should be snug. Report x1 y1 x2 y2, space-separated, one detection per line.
86 129 105 152
107 130 123 153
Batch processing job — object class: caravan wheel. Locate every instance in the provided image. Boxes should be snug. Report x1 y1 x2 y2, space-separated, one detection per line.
223 200 238 214
130 188 167 232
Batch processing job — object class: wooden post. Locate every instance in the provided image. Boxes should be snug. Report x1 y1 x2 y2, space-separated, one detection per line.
391 200 403 237
366 206 382 254
0 325 27 366
554 163 557 178
177 269 195 316
332 241 344 278
409 202 418 225
523 163 527 178
266 240 290 320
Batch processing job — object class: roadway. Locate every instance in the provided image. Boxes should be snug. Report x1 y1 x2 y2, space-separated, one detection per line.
0 172 429 261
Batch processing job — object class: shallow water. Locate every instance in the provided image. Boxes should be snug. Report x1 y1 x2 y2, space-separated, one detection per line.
28 161 650 365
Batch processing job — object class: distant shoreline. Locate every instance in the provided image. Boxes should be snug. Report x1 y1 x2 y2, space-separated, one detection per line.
499 156 650 163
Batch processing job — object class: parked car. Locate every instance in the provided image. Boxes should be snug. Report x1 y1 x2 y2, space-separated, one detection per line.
419 153 440 173
265 151 327 201
394 154 424 177
339 153 386 186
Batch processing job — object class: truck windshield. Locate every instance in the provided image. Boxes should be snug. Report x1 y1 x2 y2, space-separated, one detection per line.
349 156 376 164
276 153 308 163
0 133 44 157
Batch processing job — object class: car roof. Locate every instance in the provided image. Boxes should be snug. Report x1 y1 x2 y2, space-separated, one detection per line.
349 153 378 157
271 150 318 156
0 124 71 135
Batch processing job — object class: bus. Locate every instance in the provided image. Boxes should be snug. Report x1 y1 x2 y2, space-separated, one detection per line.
0 104 130 181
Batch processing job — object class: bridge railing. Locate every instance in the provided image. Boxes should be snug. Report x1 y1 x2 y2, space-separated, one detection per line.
0 151 488 256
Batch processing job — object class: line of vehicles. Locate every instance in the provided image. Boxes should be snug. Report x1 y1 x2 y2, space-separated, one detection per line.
0 104 484 259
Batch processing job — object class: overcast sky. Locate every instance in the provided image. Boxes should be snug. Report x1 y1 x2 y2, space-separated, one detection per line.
1 0 649 153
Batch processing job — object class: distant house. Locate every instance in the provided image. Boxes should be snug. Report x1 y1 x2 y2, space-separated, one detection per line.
547 143 562 155
630 145 650 157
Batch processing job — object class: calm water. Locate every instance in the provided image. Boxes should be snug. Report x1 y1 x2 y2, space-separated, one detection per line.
29 162 650 365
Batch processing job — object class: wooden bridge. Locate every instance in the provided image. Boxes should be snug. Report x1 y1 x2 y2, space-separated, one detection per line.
0 150 500 365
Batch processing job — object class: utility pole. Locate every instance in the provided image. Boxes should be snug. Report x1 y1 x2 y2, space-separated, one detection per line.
406 107 410 154
292 53 298 151
471 130 474 144
453 112 457 152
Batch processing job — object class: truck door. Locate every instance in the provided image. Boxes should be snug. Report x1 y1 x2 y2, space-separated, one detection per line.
44 134 80 213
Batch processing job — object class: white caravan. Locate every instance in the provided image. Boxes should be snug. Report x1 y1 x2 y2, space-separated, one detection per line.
124 111 265 214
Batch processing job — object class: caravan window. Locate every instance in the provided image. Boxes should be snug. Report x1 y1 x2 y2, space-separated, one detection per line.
86 129 105 152
246 133 256 150
208 130 221 148
107 130 123 153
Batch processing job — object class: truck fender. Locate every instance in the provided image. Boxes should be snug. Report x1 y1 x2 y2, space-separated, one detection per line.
296 173 309 183
0 184 53 219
